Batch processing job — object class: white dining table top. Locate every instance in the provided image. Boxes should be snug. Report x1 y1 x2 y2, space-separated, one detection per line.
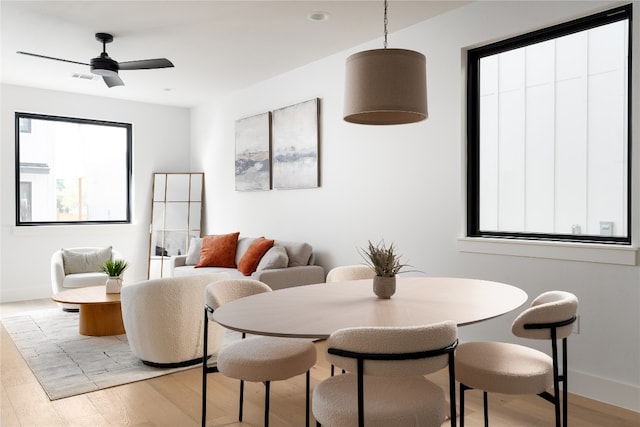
212 276 529 339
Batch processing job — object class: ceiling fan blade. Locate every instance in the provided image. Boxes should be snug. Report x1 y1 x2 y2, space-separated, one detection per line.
17 51 89 66
118 58 174 70
103 74 124 88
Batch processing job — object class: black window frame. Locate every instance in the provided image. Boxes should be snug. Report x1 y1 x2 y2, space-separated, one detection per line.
466 4 633 245
15 112 133 226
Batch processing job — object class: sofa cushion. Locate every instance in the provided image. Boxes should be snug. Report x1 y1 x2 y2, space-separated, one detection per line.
62 247 112 275
238 237 275 276
62 272 108 288
256 246 289 271
185 237 202 265
275 241 313 267
195 232 240 268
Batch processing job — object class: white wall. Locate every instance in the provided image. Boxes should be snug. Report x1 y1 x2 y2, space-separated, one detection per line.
191 1 639 411
1 84 191 301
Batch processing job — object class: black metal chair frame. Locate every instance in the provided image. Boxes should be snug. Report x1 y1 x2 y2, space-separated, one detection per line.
317 339 459 427
201 304 311 427
458 316 576 427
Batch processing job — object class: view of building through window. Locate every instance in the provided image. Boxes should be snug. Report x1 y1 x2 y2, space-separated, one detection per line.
468 5 631 244
16 113 131 225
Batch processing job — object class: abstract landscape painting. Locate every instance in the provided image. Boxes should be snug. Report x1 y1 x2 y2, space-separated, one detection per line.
272 98 319 189
235 112 271 191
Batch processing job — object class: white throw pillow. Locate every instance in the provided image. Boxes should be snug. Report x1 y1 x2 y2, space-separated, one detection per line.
274 240 313 267
62 247 112 275
185 237 203 265
256 246 289 271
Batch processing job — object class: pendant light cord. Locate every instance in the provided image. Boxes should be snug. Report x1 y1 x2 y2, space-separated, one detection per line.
383 0 388 49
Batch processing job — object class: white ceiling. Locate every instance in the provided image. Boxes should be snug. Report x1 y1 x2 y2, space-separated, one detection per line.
1 1 469 108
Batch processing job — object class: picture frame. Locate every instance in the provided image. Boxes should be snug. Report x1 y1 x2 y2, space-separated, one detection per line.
272 98 319 189
235 112 271 191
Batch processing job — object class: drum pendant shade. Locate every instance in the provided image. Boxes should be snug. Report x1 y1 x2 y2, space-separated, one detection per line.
344 48 428 125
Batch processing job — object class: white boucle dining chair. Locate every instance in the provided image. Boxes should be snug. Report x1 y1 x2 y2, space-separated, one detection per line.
455 290 578 427
313 321 458 427
326 265 376 283
325 265 377 376
202 279 316 427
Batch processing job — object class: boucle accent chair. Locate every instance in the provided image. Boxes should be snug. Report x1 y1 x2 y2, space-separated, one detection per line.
51 246 124 311
326 265 375 283
202 279 317 427
313 321 458 427
455 290 578 427
120 273 230 367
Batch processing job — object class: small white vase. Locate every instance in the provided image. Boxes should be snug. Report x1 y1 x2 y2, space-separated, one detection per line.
105 276 123 294
373 275 396 299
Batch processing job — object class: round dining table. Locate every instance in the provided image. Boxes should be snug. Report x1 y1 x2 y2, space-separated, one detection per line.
212 276 528 339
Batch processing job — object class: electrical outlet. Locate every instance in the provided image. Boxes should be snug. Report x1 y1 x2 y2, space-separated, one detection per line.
572 315 580 334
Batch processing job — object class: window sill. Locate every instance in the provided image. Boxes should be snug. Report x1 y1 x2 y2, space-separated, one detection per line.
457 237 638 266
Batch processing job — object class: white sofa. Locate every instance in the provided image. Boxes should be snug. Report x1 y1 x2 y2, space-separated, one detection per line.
121 273 230 367
51 246 124 311
170 236 325 290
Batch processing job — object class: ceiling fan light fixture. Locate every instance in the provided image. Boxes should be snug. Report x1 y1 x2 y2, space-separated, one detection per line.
343 0 428 125
90 56 118 77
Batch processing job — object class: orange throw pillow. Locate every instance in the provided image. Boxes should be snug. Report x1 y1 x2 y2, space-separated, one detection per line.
195 232 240 268
238 237 275 276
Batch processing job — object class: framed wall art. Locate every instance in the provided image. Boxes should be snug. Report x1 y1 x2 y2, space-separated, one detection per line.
235 112 271 191
272 98 319 189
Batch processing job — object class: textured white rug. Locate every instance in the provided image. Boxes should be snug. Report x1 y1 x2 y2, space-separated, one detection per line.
2 308 231 400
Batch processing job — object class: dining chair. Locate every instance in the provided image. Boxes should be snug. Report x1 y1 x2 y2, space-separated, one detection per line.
455 290 578 427
325 264 377 376
202 279 316 427
326 265 375 283
313 321 458 427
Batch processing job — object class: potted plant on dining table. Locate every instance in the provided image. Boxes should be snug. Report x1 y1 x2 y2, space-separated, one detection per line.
360 239 412 299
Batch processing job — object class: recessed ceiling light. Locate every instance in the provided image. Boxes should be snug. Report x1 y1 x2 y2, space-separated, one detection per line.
308 11 330 22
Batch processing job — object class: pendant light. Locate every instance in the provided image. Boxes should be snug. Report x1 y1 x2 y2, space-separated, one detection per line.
343 0 428 125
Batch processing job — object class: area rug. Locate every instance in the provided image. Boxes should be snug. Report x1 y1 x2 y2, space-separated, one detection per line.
1 308 236 400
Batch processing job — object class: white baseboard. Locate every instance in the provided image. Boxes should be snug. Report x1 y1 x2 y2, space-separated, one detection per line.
0 285 51 304
570 369 640 413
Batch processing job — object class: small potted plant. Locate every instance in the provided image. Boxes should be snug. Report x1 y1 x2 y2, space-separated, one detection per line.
359 240 411 299
101 259 128 294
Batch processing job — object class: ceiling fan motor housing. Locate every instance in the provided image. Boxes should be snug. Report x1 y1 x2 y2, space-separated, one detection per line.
90 55 118 76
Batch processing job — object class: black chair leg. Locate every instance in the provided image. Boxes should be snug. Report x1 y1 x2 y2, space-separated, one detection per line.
264 380 271 427
306 370 311 427
201 308 208 427
238 380 244 421
551 334 561 427
483 391 489 427
563 338 568 427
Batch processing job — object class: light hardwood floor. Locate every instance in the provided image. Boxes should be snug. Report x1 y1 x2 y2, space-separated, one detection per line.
1 299 638 426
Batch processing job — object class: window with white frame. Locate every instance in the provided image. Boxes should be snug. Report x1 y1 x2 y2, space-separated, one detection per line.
467 4 632 244
15 112 132 225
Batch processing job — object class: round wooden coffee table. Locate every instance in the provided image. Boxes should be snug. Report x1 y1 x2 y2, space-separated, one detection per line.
52 286 125 336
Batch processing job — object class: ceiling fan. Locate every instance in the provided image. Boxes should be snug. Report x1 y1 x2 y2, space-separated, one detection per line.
17 32 174 88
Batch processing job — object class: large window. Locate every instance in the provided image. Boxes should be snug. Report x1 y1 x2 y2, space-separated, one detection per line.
15 113 132 225
467 5 632 244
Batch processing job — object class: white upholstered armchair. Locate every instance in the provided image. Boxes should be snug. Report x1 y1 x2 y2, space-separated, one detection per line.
51 246 124 311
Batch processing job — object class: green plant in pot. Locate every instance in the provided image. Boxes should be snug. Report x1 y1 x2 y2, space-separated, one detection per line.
359 240 411 299
102 259 128 294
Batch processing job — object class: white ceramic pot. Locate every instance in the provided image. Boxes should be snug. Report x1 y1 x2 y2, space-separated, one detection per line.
373 275 396 299
105 276 123 294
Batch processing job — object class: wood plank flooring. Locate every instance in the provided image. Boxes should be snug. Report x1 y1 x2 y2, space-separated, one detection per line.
1 299 638 426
